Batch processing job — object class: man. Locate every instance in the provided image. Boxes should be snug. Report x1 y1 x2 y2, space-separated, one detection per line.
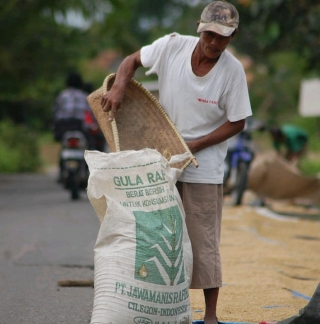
269 124 308 162
101 1 252 323
52 72 91 141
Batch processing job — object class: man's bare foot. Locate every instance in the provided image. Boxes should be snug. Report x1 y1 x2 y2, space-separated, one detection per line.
204 316 218 324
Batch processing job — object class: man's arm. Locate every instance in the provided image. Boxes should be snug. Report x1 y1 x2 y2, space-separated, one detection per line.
101 50 142 121
187 119 246 154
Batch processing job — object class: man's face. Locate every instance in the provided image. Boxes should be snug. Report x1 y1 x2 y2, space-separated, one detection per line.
199 30 234 60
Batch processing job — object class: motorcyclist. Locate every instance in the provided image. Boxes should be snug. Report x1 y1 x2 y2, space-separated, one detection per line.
52 72 102 182
52 72 91 141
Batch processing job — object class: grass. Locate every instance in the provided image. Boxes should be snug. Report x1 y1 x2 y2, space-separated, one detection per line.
299 156 320 177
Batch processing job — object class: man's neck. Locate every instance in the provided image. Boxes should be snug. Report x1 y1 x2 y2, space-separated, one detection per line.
191 42 221 77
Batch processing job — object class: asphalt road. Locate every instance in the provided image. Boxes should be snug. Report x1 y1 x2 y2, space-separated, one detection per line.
0 170 100 324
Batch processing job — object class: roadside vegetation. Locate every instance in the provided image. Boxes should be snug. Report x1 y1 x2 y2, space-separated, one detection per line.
0 120 41 173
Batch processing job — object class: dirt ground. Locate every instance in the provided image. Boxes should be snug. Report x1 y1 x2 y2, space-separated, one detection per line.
40 143 60 170
190 193 320 323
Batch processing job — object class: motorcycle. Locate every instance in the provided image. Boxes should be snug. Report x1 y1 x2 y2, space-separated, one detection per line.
223 118 264 206
56 110 106 201
60 130 89 200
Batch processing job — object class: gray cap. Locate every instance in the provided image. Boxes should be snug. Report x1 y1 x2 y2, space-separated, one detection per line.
197 1 239 37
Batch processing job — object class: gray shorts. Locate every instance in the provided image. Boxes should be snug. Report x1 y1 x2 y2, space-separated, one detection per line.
176 181 223 289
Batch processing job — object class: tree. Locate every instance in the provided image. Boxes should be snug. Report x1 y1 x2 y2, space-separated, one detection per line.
95 0 188 54
1 0 320 129
0 0 109 128
0 1 105 100
225 0 320 123
232 0 320 74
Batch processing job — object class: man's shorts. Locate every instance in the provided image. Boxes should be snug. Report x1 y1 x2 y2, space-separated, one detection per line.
176 182 223 289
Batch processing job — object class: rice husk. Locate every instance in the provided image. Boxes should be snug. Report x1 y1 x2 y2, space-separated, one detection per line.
190 199 320 323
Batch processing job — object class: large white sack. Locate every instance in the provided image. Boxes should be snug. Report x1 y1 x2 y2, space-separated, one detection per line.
85 149 193 324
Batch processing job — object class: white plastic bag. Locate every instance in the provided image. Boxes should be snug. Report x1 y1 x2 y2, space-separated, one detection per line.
85 149 193 324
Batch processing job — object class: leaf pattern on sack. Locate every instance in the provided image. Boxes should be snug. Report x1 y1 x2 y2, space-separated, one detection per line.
134 206 185 286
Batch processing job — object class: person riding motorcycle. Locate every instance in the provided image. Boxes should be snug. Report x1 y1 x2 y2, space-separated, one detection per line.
52 72 104 148
52 72 92 141
52 72 104 183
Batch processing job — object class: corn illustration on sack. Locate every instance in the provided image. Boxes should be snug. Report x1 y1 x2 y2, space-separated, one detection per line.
85 149 193 324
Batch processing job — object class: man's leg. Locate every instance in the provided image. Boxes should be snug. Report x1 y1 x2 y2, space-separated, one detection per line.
177 181 222 324
204 287 219 324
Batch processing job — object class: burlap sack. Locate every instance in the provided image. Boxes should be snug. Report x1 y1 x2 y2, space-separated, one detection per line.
248 153 320 201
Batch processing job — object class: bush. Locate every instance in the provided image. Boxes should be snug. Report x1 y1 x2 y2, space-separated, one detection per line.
299 157 320 177
0 120 41 173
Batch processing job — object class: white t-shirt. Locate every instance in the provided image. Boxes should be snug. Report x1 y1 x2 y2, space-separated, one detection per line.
141 33 252 184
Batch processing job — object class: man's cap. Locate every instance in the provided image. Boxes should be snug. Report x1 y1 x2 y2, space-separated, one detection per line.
197 1 239 37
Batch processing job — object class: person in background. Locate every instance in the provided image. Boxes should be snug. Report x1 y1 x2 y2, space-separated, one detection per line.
100 1 252 323
52 73 105 150
269 124 308 162
52 72 91 141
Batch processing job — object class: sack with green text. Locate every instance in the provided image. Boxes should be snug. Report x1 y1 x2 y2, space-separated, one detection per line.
85 149 193 324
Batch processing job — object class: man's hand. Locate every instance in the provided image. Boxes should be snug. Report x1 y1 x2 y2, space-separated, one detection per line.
186 119 246 153
186 141 199 154
100 50 143 122
100 86 124 121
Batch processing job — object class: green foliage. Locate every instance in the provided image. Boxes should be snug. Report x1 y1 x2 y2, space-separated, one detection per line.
299 157 320 177
289 116 320 149
0 0 104 131
0 0 319 174
229 0 320 127
38 131 55 145
94 0 185 53
233 0 320 72
1 0 320 136
249 51 307 123
0 2 95 100
0 120 41 173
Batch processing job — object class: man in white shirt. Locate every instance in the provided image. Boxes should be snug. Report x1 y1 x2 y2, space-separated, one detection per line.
101 1 252 323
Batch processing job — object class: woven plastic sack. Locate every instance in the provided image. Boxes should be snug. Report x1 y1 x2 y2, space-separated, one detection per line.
85 149 193 324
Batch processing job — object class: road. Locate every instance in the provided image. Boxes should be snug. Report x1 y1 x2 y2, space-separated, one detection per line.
0 170 100 324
